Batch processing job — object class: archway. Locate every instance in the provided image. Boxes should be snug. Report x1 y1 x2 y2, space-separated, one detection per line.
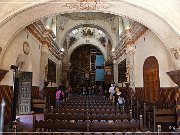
0 1 179 69
68 39 108 61
70 44 105 89
143 56 160 103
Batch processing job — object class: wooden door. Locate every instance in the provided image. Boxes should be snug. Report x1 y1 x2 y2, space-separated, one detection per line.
143 56 160 103
18 72 32 114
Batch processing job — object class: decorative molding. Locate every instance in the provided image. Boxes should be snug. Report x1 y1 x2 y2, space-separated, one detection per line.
114 21 148 60
61 12 114 21
26 21 64 60
62 0 112 10
170 48 180 60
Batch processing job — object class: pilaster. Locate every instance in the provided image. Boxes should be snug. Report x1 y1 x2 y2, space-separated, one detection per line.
39 45 49 97
113 60 118 85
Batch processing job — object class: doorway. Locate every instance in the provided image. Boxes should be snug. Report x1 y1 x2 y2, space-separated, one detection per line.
143 56 160 103
70 45 104 88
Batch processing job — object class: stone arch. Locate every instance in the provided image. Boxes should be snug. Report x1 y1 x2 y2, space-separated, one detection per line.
68 38 107 61
0 0 179 69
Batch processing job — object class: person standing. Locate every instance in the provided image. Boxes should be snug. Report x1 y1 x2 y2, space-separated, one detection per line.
56 88 65 107
67 85 72 99
109 83 115 100
113 87 125 111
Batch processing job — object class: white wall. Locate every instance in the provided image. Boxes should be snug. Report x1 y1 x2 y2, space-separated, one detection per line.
0 30 41 86
133 30 176 87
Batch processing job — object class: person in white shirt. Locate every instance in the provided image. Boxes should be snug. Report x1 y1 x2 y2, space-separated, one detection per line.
109 83 115 100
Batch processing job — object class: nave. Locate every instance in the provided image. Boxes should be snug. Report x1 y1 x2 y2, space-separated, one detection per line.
0 1 180 134
12 94 176 134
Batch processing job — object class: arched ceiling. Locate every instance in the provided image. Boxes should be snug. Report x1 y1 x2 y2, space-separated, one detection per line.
0 0 180 68
62 23 113 48
0 0 179 34
68 38 108 61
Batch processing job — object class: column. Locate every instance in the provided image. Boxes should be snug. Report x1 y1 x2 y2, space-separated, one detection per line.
39 45 49 98
55 15 60 47
113 60 118 85
119 17 124 35
126 46 135 92
122 17 130 30
62 62 71 86
56 61 62 87
45 16 53 29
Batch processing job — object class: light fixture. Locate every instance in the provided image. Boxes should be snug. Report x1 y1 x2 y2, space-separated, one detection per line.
98 30 103 35
45 25 50 30
60 48 65 52
112 48 115 52
125 26 130 31
72 29 78 35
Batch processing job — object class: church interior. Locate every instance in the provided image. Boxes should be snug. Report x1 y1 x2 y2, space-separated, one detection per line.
0 0 180 134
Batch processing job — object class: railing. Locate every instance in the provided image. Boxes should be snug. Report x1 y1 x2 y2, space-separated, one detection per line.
0 98 6 135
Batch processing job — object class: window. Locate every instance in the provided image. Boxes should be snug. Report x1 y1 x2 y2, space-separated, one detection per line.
72 29 78 35
98 30 103 35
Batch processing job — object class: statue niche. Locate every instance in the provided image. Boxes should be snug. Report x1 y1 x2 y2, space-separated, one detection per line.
69 36 77 47
83 27 94 37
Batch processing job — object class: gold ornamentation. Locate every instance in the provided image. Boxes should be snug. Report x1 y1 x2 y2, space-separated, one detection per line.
62 0 112 10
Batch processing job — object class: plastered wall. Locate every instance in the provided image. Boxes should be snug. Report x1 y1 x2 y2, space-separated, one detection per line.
134 30 175 87
0 29 61 88
117 30 176 88
0 30 41 86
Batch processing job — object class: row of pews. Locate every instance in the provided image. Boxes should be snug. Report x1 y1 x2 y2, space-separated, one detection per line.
33 95 143 132
132 100 176 132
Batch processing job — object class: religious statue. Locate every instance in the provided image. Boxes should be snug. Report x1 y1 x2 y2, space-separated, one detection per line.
82 27 94 37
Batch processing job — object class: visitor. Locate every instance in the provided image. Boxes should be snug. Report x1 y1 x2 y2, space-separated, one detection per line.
113 87 125 112
109 83 115 100
56 87 65 107
67 85 72 98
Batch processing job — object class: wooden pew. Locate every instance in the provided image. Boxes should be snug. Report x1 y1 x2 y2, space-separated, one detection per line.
140 102 176 131
32 97 46 111
147 106 176 131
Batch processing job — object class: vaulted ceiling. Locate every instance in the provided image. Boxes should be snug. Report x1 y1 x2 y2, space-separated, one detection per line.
0 0 180 68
